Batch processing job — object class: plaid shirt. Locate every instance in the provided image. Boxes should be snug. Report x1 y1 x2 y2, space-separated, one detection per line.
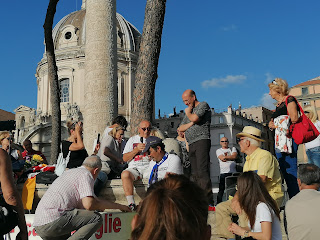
34 166 95 226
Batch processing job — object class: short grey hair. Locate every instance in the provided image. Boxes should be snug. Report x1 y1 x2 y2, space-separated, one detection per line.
244 137 261 147
298 164 320 185
82 155 102 169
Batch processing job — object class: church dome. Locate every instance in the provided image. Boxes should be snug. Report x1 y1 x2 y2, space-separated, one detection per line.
52 9 141 52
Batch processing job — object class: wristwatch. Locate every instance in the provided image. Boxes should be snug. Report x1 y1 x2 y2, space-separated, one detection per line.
243 230 249 238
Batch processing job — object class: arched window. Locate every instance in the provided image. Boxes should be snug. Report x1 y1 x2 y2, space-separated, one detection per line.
59 78 69 102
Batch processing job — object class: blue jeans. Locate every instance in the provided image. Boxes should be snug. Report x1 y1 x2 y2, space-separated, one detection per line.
275 140 299 199
306 146 320 167
94 171 108 196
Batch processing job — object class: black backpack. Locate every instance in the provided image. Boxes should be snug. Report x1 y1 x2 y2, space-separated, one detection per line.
36 171 58 185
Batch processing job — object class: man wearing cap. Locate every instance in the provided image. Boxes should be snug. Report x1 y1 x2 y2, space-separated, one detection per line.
146 136 183 185
121 120 152 210
178 89 212 203
215 126 283 239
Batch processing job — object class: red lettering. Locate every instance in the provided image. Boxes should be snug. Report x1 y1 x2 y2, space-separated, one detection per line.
27 222 31 236
109 214 112 233
95 225 103 239
32 228 37 236
104 214 108 233
113 217 121 233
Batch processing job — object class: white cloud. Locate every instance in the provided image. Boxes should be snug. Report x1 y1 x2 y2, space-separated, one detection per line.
201 75 247 89
260 93 276 110
265 72 274 84
221 24 237 31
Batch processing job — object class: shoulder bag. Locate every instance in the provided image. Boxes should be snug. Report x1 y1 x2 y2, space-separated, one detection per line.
54 143 71 176
285 96 320 145
0 195 19 235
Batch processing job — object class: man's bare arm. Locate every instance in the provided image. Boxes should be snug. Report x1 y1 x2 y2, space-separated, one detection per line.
177 122 194 132
123 143 145 162
82 196 130 212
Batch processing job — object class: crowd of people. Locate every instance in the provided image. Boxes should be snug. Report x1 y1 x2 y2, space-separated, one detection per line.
1 84 320 240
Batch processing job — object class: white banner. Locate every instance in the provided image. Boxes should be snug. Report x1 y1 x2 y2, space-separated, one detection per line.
8 212 135 240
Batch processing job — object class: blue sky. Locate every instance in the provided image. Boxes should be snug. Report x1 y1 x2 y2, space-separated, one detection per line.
1 0 320 116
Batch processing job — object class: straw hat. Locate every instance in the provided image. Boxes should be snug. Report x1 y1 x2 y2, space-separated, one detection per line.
236 126 265 142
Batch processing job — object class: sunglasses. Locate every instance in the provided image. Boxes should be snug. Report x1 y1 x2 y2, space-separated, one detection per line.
141 127 151 132
271 80 278 85
236 138 245 144
6 137 13 141
304 111 310 113
220 141 228 143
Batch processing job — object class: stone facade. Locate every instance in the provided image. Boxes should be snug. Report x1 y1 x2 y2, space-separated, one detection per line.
15 0 141 160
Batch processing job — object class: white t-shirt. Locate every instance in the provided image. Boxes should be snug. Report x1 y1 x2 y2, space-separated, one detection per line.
147 154 183 181
123 135 150 170
249 202 282 240
216 147 237 174
305 120 320 150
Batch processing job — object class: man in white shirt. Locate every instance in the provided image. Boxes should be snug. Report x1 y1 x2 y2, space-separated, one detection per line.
216 137 238 203
121 120 152 210
145 136 183 185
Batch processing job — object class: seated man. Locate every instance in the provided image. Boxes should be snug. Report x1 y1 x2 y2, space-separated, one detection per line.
215 126 284 239
22 139 47 164
34 155 130 240
145 136 183 185
121 120 152 210
285 164 320 240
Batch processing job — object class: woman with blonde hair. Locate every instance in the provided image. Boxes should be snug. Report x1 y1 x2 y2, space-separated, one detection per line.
268 78 300 198
62 120 88 169
131 174 211 240
303 106 320 167
97 124 126 180
0 131 24 172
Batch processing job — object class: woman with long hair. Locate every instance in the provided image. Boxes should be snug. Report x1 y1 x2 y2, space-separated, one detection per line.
268 78 300 198
131 174 211 240
228 171 282 239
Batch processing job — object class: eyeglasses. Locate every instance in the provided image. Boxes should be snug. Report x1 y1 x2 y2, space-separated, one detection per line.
141 127 151 132
220 141 228 143
6 137 12 141
304 111 310 113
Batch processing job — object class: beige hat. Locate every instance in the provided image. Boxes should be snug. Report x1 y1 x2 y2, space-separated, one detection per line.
236 126 265 142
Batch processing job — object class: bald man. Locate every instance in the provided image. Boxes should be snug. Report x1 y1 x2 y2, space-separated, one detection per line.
178 89 213 205
121 120 152 210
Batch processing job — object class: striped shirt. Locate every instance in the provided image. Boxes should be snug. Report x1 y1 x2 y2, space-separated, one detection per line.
34 166 95 226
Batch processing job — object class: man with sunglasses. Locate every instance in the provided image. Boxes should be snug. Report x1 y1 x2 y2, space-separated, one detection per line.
178 89 213 205
121 120 152 210
216 137 238 204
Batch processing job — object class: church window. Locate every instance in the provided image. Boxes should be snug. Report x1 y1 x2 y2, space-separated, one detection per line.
65 32 72 40
60 78 69 102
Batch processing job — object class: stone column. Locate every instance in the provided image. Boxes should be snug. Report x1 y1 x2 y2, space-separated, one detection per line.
84 0 118 150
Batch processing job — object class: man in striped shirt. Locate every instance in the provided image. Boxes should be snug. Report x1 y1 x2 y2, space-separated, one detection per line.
34 155 130 240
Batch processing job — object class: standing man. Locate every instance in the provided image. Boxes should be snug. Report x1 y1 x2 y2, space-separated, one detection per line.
34 155 130 240
121 120 152 210
285 164 320 240
178 89 213 204
216 137 238 204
